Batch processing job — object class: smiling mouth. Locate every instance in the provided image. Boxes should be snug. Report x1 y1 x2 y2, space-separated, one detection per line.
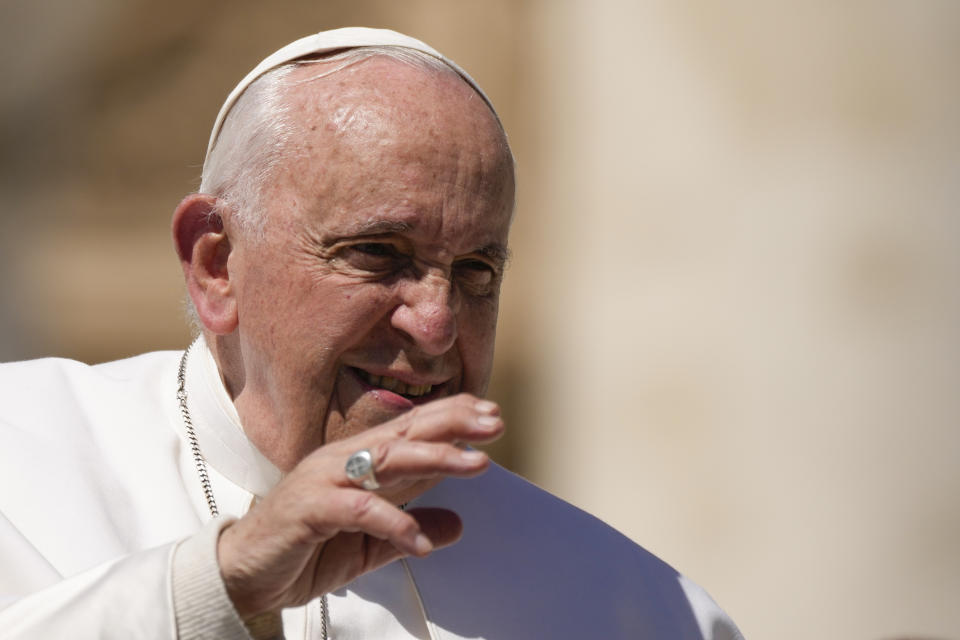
351 368 435 398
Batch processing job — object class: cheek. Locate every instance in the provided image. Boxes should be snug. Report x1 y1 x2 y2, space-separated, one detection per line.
247 270 398 366
457 298 499 391
297 280 398 342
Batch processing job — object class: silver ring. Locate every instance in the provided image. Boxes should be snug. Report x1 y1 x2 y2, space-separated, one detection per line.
345 449 380 490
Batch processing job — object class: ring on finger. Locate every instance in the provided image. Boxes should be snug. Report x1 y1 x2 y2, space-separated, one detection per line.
345 449 380 490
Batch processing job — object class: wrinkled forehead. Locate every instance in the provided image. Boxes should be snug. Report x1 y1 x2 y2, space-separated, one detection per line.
284 56 506 149
205 27 501 162
282 58 515 227
260 58 515 252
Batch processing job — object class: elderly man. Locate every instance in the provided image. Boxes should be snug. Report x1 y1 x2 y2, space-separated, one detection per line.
0 28 742 639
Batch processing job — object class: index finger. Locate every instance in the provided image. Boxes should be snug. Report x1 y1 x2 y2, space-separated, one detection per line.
380 393 504 444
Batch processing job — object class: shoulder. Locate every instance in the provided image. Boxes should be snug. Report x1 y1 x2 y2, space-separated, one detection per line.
0 350 195 575
0 350 181 393
0 350 184 478
0 349 184 462
0 350 181 433
410 464 743 639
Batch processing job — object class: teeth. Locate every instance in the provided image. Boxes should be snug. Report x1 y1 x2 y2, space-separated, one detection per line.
358 370 433 397
407 383 432 396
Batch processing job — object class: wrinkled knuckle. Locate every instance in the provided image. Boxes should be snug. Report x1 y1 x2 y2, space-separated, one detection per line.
394 514 420 539
390 413 414 438
350 491 377 519
454 404 476 426
370 441 392 470
432 445 455 466
393 422 411 439
456 392 479 406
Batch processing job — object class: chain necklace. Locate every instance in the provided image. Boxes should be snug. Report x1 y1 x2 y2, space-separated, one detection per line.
177 341 330 639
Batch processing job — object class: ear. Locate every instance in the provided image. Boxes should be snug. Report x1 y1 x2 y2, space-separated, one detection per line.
172 194 238 334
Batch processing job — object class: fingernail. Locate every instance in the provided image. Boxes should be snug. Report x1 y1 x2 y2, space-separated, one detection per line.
475 399 499 414
461 449 486 463
477 414 501 428
414 533 433 555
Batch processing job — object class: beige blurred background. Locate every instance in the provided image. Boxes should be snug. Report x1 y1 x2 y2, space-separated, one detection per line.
2 1 958 638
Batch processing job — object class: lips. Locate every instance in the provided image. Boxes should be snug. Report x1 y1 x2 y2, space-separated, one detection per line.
351 367 436 398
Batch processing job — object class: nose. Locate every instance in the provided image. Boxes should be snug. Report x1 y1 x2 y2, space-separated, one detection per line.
391 270 459 356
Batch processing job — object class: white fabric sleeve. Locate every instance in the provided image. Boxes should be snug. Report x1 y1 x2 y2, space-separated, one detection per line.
172 517 257 640
0 540 177 639
0 518 273 640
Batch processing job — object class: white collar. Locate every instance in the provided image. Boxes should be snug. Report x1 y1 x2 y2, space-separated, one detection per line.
183 337 283 498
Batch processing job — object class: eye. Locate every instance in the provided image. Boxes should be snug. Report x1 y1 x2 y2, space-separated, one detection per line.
337 242 408 273
453 259 498 295
353 242 395 256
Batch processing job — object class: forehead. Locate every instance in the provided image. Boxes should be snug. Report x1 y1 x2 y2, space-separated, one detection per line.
267 56 515 250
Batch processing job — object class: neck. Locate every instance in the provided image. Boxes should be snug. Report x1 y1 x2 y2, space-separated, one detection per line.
205 331 246 400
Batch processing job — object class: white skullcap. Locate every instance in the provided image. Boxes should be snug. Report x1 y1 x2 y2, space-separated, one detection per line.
205 27 497 162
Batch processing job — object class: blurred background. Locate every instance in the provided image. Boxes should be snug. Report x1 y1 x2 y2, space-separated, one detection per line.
1 1 958 638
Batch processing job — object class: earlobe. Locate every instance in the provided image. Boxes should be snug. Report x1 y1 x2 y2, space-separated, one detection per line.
172 194 238 335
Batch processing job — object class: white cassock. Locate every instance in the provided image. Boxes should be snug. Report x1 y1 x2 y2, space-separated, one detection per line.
0 339 744 639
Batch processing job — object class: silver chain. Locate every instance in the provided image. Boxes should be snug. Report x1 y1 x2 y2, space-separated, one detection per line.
177 341 329 639
177 342 219 518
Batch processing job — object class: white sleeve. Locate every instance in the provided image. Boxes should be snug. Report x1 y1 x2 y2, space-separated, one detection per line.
172 517 263 640
0 519 255 640
0 542 177 639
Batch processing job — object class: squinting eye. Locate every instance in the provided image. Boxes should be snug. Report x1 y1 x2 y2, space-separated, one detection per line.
338 243 407 272
352 243 394 257
454 259 497 294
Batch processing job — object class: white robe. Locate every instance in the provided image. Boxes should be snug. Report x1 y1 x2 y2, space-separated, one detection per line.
0 343 743 639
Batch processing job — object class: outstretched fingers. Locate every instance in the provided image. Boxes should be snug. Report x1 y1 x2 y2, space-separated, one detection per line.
314 489 436 556
313 505 463 595
364 440 490 489
303 490 463 588
381 393 505 445
219 393 504 618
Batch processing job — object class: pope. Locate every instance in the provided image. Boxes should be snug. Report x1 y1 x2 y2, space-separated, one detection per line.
0 27 743 639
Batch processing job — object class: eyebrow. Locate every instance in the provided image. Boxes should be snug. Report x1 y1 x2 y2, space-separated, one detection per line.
345 220 415 236
477 244 512 267
342 219 511 266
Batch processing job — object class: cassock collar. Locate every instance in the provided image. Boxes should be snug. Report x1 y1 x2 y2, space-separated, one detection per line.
183 337 283 498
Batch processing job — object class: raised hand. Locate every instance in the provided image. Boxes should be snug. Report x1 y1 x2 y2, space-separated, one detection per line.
216 393 504 619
